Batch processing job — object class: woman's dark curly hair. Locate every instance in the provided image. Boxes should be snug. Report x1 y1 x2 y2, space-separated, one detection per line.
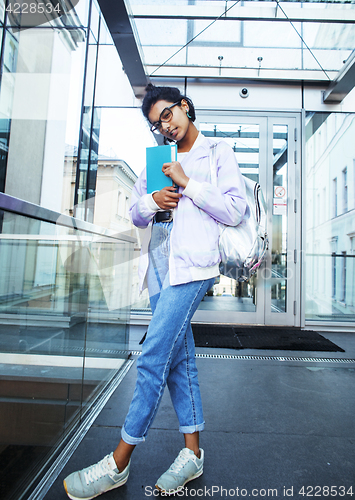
142 83 196 123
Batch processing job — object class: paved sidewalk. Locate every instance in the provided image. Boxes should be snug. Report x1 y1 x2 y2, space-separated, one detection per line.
46 331 355 499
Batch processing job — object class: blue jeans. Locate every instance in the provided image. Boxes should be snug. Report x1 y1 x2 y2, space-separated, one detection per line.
121 222 215 445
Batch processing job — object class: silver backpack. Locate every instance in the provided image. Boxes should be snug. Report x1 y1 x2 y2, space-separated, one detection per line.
210 143 269 281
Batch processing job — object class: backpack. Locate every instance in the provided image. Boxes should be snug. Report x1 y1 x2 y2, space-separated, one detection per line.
209 143 269 281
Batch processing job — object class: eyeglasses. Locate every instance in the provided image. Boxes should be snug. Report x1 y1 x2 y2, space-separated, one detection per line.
150 101 181 134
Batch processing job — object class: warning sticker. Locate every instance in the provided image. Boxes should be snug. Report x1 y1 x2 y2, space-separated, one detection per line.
273 186 287 215
274 186 286 198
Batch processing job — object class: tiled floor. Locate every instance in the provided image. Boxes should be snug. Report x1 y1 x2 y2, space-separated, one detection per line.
46 329 355 499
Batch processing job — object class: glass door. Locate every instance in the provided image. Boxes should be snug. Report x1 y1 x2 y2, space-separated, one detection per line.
193 112 301 327
264 117 300 326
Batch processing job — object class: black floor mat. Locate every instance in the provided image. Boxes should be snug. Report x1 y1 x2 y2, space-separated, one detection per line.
192 325 345 352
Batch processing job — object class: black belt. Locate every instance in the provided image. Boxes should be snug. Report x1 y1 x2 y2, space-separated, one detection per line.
153 211 173 223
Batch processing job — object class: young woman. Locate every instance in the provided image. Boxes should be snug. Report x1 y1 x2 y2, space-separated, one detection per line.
64 84 247 499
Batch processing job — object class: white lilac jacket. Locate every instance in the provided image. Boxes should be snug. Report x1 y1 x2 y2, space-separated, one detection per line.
129 134 247 292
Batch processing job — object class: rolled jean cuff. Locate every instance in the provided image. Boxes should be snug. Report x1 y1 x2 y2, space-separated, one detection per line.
121 425 145 445
179 421 205 434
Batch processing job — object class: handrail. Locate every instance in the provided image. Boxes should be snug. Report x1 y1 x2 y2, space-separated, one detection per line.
0 193 136 243
306 253 355 258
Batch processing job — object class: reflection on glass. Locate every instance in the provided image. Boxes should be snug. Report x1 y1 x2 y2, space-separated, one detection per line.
75 100 100 222
0 0 141 497
75 36 102 223
0 209 133 499
94 44 138 107
1 23 86 214
0 29 18 193
272 125 288 313
196 123 260 313
305 112 355 322
63 107 148 314
271 280 287 314
94 107 156 314
90 0 100 42
197 275 257 313
0 2 4 23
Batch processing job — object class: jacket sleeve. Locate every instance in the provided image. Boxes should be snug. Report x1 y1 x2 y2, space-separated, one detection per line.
129 168 160 228
182 141 247 226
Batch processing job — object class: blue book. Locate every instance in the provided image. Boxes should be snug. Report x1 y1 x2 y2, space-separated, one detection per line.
146 144 177 194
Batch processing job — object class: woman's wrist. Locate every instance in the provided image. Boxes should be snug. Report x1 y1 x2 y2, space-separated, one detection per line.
152 191 162 208
180 175 190 189
147 192 161 211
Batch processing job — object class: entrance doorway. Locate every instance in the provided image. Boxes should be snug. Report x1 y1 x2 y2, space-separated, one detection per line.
193 112 301 327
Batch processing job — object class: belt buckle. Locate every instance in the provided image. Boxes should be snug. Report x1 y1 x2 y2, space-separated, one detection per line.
154 210 173 223
165 210 173 222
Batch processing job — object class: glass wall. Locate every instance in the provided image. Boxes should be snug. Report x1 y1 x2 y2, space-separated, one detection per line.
0 0 151 223
305 112 355 323
0 1 147 498
1 2 89 210
0 203 134 500
0 0 154 312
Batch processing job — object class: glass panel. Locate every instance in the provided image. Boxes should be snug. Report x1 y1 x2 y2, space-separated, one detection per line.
305 112 355 323
86 108 101 223
73 0 91 28
98 107 154 178
99 14 114 45
62 40 87 215
192 19 242 45
0 209 133 499
271 125 288 313
135 18 188 47
90 0 100 42
0 25 87 213
95 45 138 107
0 0 4 23
0 29 19 193
130 1 355 79
96 107 156 314
197 122 260 313
73 42 98 221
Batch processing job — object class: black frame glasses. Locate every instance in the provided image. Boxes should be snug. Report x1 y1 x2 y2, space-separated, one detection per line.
150 101 181 134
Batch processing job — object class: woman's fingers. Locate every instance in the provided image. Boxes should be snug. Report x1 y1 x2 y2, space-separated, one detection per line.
162 162 189 189
152 187 182 209
163 190 181 208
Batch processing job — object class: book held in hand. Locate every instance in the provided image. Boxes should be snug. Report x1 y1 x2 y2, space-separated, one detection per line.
146 144 177 194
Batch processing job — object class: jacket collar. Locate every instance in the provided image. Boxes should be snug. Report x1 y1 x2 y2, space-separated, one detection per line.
189 135 219 160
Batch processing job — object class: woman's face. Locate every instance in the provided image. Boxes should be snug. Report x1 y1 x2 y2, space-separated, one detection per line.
148 99 190 142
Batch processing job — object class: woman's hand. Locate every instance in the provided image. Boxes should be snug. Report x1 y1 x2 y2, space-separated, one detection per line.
162 161 189 189
153 186 182 210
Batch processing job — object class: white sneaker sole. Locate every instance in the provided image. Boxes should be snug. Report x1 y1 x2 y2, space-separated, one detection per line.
63 473 129 500
155 467 203 495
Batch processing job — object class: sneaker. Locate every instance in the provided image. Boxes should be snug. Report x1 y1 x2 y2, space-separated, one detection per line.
155 448 204 495
63 452 130 500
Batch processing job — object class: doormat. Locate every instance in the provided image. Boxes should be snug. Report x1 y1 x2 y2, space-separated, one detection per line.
192 325 345 352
